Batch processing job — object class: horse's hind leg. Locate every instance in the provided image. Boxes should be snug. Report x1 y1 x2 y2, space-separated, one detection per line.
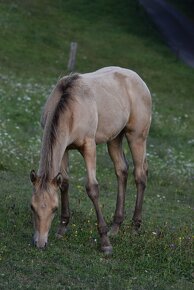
126 133 148 231
107 134 129 236
80 138 112 254
56 151 70 238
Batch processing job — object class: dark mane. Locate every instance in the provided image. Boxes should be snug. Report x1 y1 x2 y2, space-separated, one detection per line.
39 73 80 189
50 73 80 146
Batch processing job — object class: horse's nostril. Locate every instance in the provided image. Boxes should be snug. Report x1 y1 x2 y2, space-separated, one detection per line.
39 243 47 250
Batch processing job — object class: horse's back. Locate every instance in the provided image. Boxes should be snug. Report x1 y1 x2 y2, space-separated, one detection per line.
81 67 151 143
81 67 151 111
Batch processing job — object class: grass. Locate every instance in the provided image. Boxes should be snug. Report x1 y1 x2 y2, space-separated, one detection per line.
0 0 194 289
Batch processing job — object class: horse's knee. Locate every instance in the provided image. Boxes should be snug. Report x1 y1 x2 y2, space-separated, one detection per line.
86 182 99 200
133 169 147 190
116 161 129 180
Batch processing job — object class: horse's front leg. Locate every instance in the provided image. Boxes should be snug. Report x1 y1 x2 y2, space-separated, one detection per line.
56 151 70 238
80 138 112 254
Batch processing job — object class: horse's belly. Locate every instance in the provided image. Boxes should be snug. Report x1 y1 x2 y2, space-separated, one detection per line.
95 110 129 144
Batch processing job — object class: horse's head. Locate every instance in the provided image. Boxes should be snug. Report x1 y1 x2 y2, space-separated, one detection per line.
30 170 62 249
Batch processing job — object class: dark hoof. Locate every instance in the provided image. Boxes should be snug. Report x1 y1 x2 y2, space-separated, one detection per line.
101 245 113 255
108 224 120 237
132 220 141 234
56 226 68 239
56 233 64 239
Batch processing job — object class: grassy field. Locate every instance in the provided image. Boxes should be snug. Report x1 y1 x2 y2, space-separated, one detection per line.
0 0 194 289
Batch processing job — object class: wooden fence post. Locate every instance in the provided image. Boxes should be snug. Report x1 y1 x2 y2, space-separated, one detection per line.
67 42 77 72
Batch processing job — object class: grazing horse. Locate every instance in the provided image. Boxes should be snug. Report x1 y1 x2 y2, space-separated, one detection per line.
30 66 152 254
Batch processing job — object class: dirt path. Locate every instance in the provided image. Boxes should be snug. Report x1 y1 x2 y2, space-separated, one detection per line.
139 0 194 67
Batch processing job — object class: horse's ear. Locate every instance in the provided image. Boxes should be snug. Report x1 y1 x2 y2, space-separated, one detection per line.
53 173 63 187
30 170 37 184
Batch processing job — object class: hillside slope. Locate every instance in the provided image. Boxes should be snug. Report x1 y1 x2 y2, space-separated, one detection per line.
0 1 193 289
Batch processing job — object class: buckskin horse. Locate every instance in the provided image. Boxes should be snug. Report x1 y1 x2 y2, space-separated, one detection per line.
30 66 152 254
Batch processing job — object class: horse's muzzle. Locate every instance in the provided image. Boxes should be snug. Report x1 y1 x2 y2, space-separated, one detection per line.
32 236 48 249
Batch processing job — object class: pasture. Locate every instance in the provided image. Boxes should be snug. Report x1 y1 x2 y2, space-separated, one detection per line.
0 1 193 289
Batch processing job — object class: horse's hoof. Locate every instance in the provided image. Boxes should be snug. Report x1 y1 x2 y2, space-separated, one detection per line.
101 245 113 255
56 233 63 239
131 223 141 235
132 221 141 233
108 224 119 237
56 226 68 239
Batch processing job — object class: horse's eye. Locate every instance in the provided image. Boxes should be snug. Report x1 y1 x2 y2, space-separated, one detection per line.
31 204 35 212
52 207 58 213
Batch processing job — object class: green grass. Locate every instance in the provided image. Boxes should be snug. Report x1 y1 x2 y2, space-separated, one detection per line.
0 0 194 289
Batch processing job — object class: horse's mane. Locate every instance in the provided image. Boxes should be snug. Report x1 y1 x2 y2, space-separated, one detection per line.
50 73 80 146
39 73 80 189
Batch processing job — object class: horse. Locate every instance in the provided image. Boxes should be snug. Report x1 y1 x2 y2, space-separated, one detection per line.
30 66 152 254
